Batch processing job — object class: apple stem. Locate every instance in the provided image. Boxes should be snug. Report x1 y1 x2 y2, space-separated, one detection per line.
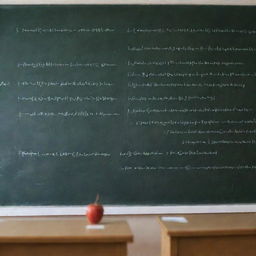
95 194 100 204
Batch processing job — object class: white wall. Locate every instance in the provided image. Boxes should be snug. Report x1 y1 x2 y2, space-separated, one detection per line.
104 215 160 256
126 216 161 256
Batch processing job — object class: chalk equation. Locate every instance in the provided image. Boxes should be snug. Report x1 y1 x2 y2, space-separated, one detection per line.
128 82 245 89
18 96 117 103
128 72 256 78
120 150 218 157
17 62 117 69
18 111 120 118
135 119 256 127
128 107 253 115
128 96 215 102
121 165 256 171
18 151 111 158
17 81 113 88
182 139 256 145
128 45 256 52
16 27 115 33
127 27 256 34
128 60 243 67
165 129 256 135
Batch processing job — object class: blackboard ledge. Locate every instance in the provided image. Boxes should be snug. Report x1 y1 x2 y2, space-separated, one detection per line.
0 204 256 216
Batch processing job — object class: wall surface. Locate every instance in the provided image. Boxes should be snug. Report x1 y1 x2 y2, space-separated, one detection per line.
107 215 161 256
126 216 161 256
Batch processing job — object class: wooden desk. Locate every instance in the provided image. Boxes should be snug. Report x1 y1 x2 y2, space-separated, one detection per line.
0 216 133 256
159 213 256 256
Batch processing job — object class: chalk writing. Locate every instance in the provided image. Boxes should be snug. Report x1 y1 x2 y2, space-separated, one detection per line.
182 140 208 145
0 81 9 87
17 81 113 88
17 62 117 68
182 139 256 145
18 151 111 158
128 96 215 102
128 107 253 115
128 72 256 78
120 150 217 157
16 27 115 33
128 60 243 67
165 129 256 135
222 119 256 124
121 165 256 171
127 27 256 34
18 111 120 118
128 82 245 89
211 140 256 144
128 45 256 52
18 96 117 103
120 151 164 157
135 119 256 127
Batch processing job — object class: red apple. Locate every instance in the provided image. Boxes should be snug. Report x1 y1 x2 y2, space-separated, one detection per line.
86 194 104 224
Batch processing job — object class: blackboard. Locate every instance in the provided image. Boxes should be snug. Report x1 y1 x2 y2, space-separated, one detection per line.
0 4 255 206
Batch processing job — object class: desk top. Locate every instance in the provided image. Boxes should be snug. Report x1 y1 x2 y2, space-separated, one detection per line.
159 213 256 237
0 216 133 243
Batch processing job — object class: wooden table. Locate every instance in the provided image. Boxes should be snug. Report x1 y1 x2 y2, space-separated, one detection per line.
0 216 133 256
159 213 256 256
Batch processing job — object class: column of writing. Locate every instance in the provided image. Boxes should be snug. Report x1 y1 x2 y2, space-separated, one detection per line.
122 27 256 172
15 26 120 160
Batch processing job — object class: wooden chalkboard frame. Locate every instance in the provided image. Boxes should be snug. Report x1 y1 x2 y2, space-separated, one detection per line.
0 0 256 215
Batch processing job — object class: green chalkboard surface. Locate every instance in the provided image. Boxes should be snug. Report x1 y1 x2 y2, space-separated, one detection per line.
0 5 255 206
